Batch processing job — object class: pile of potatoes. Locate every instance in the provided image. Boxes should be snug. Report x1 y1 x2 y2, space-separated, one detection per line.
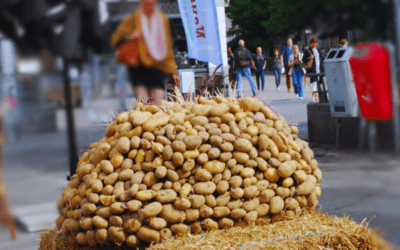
56 96 322 247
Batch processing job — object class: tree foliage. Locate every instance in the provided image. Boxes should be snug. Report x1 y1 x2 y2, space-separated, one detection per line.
227 0 391 49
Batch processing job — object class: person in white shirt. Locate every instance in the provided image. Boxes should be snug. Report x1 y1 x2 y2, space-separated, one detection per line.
303 37 325 102
340 38 348 48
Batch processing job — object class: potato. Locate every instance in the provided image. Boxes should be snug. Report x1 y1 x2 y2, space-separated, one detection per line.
77 164 96 180
78 216 93 231
233 152 249 163
199 204 213 218
203 160 225 174
126 200 142 212
142 202 163 219
135 190 156 201
137 226 160 243
242 198 260 212
199 144 212 153
172 152 184 166
229 176 243 188
123 218 141 234
175 131 187 141
155 166 167 179
156 189 177 203
195 169 212 182
135 149 146 164
203 218 219 230
140 139 152 151
220 113 235 124
297 181 316 195
226 199 244 210
286 197 300 210
197 153 209 164
313 168 322 182
246 125 259 137
109 216 123 227
230 208 246 219
95 228 108 245
241 167 256 178
126 235 141 248
163 181 173 189
143 112 170 132
276 187 291 198
264 168 279 182
228 121 241 138
241 133 252 140
198 131 210 143
193 182 216 195
282 177 294 188
92 216 108 229
76 232 87 245
171 223 189 235
183 149 200 160
147 217 167 231
244 211 258 224
219 218 234 229
244 186 260 199
189 194 206 209
143 172 157 187
90 179 103 193
231 187 244 199
269 196 284 214
108 226 127 244
159 228 173 240
179 183 192 197
160 204 186 223
277 161 296 178
238 119 247 132
234 111 247 122
209 103 229 117
213 207 230 218
157 135 171 146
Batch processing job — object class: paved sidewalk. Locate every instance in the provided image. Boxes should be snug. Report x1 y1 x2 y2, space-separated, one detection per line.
2 74 399 249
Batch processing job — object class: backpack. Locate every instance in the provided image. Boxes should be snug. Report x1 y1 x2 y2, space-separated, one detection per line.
235 47 249 69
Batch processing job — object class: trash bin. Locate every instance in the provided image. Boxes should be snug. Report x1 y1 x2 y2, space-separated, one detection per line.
323 47 359 117
178 69 195 94
348 43 393 121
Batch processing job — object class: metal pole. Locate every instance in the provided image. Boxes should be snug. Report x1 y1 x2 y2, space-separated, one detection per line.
63 59 79 179
368 121 376 153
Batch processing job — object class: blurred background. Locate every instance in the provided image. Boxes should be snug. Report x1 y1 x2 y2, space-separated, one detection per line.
1 0 400 249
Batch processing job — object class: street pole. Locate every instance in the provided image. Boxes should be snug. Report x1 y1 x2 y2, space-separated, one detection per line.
63 59 79 180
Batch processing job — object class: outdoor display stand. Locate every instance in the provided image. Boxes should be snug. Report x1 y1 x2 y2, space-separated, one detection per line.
324 47 359 117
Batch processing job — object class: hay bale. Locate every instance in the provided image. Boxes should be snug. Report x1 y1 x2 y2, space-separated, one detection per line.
40 211 393 250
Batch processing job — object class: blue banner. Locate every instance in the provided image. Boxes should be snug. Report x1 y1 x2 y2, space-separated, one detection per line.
177 0 222 66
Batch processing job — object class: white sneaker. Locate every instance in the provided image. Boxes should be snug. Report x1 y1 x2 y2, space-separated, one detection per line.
277 87 280 90
299 97 303 100
296 94 299 98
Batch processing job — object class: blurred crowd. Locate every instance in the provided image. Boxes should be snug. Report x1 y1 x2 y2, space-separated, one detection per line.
227 37 349 101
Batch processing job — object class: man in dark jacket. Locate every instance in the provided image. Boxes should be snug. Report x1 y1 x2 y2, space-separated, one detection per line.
234 39 258 98
303 37 325 102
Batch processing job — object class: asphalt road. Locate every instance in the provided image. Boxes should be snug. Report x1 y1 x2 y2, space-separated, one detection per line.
1 74 399 249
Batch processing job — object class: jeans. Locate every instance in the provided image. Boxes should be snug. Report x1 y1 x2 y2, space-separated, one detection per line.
292 68 304 97
273 69 281 88
255 69 265 90
237 67 257 97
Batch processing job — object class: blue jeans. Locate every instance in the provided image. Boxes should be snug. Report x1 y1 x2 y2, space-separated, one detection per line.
255 69 265 90
273 69 281 88
237 67 257 97
292 68 304 97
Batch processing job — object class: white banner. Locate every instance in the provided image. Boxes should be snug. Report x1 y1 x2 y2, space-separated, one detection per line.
177 0 222 66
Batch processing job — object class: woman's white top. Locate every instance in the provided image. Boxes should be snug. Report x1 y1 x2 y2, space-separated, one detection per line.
141 8 167 62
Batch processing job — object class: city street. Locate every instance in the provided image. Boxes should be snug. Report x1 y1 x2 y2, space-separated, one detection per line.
0 74 399 249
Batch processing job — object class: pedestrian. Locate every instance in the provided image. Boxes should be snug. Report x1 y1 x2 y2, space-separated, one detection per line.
340 38 348 48
227 47 237 88
280 38 294 92
252 47 267 91
234 39 258 97
288 45 306 100
303 37 325 102
272 49 282 90
110 0 180 106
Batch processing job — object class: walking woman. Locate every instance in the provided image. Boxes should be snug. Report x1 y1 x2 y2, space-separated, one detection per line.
272 49 282 90
110 0 180 105
288 45 306 99
303 37 325 102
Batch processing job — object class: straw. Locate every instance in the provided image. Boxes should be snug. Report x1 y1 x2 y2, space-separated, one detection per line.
39 211 394 250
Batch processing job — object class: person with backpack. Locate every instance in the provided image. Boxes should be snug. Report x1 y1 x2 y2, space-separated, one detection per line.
234 40 258 98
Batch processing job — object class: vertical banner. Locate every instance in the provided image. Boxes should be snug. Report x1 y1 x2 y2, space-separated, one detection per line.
177 0 222 66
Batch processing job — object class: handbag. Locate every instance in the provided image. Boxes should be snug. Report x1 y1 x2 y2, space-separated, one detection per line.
280 66 285 75
116 40 139 67
303 49 314 69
